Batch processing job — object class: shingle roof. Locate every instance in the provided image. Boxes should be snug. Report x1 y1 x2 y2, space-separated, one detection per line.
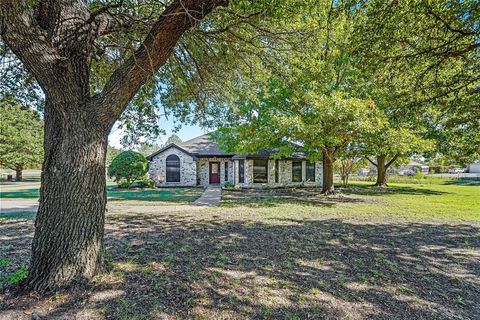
147 133 308 160
179 134 233 156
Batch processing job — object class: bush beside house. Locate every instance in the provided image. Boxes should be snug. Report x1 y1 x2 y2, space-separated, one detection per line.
108 151 150 188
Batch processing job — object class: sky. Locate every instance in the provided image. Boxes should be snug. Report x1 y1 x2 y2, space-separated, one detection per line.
108 116 208 148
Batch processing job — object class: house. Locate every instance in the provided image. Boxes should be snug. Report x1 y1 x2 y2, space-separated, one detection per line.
397 160 429 175
146 134 323 188
467 160 480 173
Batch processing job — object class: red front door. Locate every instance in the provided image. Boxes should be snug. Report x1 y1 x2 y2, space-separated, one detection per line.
209 162 220 184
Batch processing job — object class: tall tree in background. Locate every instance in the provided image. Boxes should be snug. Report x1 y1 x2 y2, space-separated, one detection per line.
0 0 305 292
0 98 43 181
165 134 183 146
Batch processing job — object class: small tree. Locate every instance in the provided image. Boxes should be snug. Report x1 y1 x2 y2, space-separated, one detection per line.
108 151 148 188
335 145 367 187
0 98 43 181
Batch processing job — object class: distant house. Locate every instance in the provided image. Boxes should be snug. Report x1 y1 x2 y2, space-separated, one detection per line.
467 160 480 173
146 133 323 188
397 160 429 175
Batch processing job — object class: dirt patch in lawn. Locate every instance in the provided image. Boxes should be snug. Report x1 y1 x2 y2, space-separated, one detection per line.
1 211 479 319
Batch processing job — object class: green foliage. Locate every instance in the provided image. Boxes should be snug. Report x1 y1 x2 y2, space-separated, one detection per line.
131 179 155 189
106 146 123 166
0 98 43 171
108 151 149 188
355 0 480 163
6 267 28 286
164 134 182 146
363 126 435 165
135 142 161 157
223 181 235 188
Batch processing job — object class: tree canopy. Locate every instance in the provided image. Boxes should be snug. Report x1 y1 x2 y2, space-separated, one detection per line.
0 98 43 180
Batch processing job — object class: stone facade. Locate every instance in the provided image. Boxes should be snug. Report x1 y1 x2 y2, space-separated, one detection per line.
148 146 196 187
233 159 323 188
197 157 233 187
148 144 323 188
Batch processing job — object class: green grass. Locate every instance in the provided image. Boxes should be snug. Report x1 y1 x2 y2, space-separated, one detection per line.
107 186 203 202
0 184 203 203
221 182 480 222
349 174 480 185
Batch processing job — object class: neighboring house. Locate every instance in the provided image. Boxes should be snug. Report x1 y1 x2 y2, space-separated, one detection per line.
147 134 323 188
467 160 480 173
397 160 429 175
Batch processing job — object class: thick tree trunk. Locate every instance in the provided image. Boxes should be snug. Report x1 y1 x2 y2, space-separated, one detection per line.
23 99 110 292
15 166 23 182
375 155 387 187
322 148 335 194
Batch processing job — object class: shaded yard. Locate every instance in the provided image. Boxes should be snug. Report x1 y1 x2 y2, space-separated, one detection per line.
1 183 479 319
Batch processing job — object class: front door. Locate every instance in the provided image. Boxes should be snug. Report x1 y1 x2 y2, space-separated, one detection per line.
209 162 220 184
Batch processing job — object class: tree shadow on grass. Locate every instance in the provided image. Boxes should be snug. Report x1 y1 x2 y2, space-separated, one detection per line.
2 214 479 319
106 187 204 203
221 188 368 208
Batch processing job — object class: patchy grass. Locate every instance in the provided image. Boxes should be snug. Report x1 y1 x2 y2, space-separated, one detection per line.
0 183 203 204
1 183 479 319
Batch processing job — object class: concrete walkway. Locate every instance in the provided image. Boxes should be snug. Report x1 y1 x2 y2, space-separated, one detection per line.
0 199 39 213
193 185 222 207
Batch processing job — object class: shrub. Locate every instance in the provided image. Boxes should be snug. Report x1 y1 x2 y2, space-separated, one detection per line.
224 182 235 188
147 179 155 188
108 150 148 188
132 179 155 188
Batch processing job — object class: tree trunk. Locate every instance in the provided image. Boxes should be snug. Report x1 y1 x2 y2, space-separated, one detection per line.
322 148 335 194
15 166 23 182
23 99 110 292
375 155 387 187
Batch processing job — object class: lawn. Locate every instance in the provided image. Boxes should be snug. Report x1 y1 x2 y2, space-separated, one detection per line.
0 183 204 204
1 182 479 319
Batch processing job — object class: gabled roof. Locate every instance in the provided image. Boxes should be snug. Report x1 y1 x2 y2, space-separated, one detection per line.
147 133 309 161
178 134 234 157
146 143 198 161
147 133 234 160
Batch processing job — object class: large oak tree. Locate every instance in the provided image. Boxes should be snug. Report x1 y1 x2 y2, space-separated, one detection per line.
0 0 295 292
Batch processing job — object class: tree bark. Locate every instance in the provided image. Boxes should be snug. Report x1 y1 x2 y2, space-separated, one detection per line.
15 165 23 182
375 155 387 187
2 0 229 293
322 148 335 194
23 99 110 292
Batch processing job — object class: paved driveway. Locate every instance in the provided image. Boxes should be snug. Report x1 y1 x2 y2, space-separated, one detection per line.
0 198 39 213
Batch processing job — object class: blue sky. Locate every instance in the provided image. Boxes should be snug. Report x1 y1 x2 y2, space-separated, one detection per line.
108 116 207 148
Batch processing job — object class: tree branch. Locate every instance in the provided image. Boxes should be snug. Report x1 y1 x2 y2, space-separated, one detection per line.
365 156 377 167
386 154 399 168
95 0 229 124
0 0 67 92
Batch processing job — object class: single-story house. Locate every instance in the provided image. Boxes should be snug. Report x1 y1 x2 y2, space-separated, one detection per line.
467 160 480 173
146 134 323 188
397 160 430 175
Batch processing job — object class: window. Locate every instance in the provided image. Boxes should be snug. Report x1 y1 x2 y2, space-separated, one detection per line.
224 162 229 181
166 154 180 182
253 159 268 183
306 161 315 182
292 160 302 182
275 159 279 183
239 160 245 183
